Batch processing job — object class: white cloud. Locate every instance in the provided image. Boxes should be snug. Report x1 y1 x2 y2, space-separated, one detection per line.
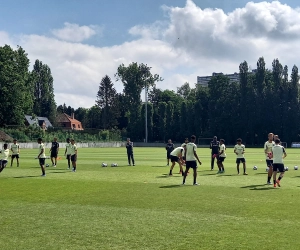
2 1 300 109
51 22 100 42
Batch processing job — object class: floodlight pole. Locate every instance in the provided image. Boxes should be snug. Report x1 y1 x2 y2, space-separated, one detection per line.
145 85 148 143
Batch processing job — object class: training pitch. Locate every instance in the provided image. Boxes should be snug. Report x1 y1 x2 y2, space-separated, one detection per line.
1 147 300 250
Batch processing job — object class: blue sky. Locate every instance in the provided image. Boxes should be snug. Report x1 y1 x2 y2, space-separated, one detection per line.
1 0 300 108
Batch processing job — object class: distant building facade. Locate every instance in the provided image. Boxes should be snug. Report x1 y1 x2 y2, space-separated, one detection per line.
24 115 53 130
56 113 84 130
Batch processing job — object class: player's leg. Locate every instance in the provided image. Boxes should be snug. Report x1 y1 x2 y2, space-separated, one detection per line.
211 154 214 170
169 161 175 176
10 155 14 167
131 153 135 166
276 165 285 187
40 159 46 176
0 160 4 173
16 155 19 167
127 153 131 165
183 163 191 184
71 155 77 172
217 158 222 173
272 165 278 187
267 160 273 184
236 159 240 174
193 165 198 185
67 155 71 169
220 158 225 172
166 153 170 166
51 153 54 166
242 159 247 175
178 160 184 176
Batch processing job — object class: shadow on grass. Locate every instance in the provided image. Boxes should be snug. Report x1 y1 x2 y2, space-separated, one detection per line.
241 184 275 190
152 165 167 167
13 175 38 178
201 173 217 176
159 184 182 188
216 174 234 177
254 173 268 175
51 171 68 174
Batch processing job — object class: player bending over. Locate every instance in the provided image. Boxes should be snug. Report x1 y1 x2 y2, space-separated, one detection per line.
169 146 185 176
217 139 226 173
182 135 202 185
234 138 247 175
271 139 287 188
0 144 10 173
264 133 275 185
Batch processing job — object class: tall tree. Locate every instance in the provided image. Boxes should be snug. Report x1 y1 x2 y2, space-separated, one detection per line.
32 59 56 122
158 102 167 141
177 82 191 99
95 75 119 129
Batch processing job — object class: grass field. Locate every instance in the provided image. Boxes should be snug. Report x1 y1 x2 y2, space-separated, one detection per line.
1 147 300 250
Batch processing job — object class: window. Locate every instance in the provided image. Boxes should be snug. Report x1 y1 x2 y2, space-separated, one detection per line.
78 124 80 128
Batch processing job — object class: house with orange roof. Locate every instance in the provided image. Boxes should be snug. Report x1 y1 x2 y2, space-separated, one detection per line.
56 113 84 130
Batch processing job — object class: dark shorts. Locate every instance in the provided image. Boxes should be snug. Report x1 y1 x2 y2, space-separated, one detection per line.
0 160 8 168
236 158 246 164
273 163 284 172
12 154 19 159
182 156 186 161
266 160 273 167
186 161 197 169
39 158 45 165
167 152 171 159
51 152 58 158
71 154 77 162
66 154 71 160
170 155 179 163
218 157 226 162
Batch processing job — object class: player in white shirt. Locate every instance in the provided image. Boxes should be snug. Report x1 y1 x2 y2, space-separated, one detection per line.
64 138 72 169
271 138 287 188
234 138 247 175
217 139 226 173
36 138 46 177
10 139 20 167
0 144 10 173
181 138 189 165
264 133 275 185
168 146 185 176
70 139 78 172
182 135 202 185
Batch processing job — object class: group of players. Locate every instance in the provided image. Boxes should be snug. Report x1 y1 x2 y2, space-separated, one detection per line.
0 138 78 176
165 133 287 187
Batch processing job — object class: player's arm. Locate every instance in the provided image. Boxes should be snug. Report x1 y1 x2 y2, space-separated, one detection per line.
57 143 59 153
37 147 43 158
243 146 245 154
233 146 237 154
193 148 202 165
18 145 20 154
210 142 212 149
264 143 268 154
64 146 67 155
283 148 287 158
74 146 78 156
219 146 224 155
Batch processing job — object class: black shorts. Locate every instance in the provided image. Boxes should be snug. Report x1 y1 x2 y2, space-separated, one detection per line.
12 154 19 159
266 160 273 167
167 152 171 159
273 163 284 172
236 158 246 164
170 155 179 163
66 154 71 160
39 158 45 165
51 152 58 158
71 155 77 162
186 161 197 169
0 160 8 168
218 157 226 162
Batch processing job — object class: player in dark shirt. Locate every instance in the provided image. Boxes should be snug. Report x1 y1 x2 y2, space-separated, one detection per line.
165 139 175 166
210 136 219 170
50 138 59 167
126 138 135 166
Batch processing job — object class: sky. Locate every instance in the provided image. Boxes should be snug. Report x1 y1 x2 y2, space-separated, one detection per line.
1 0 300 108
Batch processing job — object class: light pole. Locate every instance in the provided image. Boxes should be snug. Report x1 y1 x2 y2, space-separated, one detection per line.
145 85 148 143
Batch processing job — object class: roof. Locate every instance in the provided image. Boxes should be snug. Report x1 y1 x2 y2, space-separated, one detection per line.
56 113 82 124
25 115 53 128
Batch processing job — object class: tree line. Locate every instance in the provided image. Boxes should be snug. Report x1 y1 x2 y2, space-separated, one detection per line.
1 44 299 145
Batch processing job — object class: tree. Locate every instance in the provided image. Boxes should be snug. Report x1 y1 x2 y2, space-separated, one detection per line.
177 82 191 99
32 59 56 123
158 102 167 141
166 101 174 140
96 75 119 129
0 45 33 126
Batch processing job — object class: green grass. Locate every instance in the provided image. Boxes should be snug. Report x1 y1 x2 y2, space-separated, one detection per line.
1 147 300 250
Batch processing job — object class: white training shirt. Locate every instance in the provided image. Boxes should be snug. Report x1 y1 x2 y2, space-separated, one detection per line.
11 143 19 155
219 144 226 157
65 143 72 155
170 147 184 157
272 145 286 164
185 142 197 161
264 141 275 159
234 144 245 158
181 143 186 147
70 144 77 156
0 149 10 161
38 143 46 158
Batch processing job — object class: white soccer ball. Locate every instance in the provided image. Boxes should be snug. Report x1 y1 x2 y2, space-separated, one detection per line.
253 166 258 170
294 166 298 170
266 167 269 172
102 163 107 167
46 164 49 167
285 167 289 171
111 163 118 167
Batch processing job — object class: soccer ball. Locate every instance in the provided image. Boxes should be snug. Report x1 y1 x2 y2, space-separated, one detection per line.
285 167 289 171
111 163 118 167
253 166 258 170
294 166 298 170
46 164 49 167
266 167 269 172
102 163 108 167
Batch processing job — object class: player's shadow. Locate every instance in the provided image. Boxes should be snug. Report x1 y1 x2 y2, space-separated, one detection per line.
216 174 234 177
240 184 275 190
51 171 68 174
13 175 38 178
159 184 182 188
201 173 218 176
156 174 182 178
254 173 268 175
152 165 167 167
